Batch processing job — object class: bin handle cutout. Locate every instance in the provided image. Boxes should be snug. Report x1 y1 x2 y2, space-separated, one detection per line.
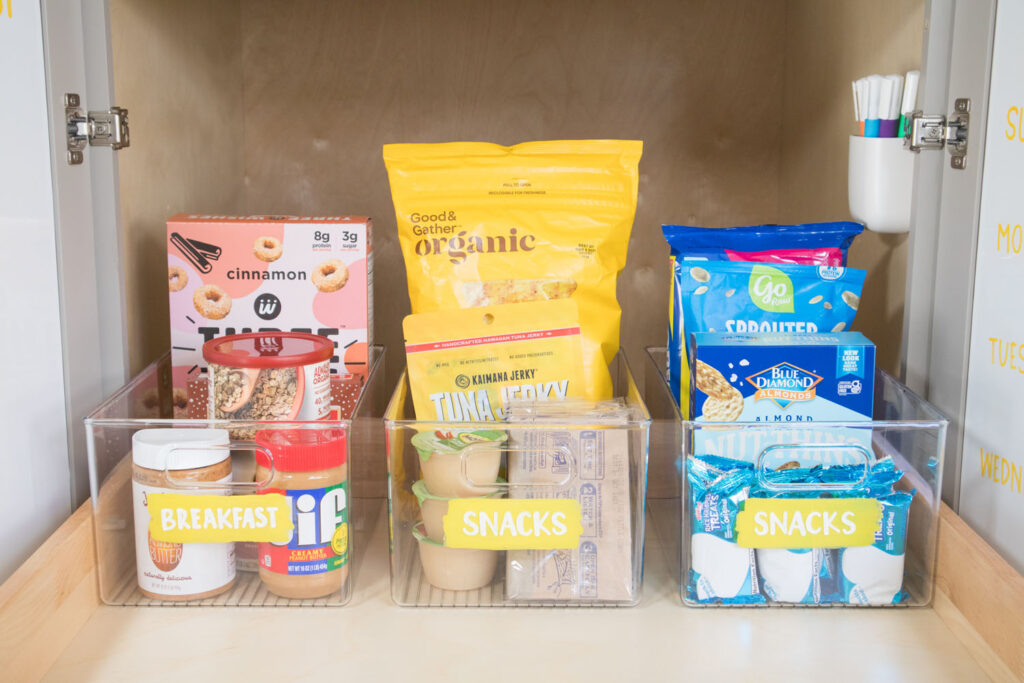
160 441 276 491
459 442 576 489
754 443 872 491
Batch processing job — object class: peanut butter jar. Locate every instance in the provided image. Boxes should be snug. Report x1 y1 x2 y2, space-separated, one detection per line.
131 428 236 601
255 428 349 599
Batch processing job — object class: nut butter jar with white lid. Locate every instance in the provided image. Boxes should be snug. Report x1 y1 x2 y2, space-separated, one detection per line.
131 428 236 600
254 429 349 599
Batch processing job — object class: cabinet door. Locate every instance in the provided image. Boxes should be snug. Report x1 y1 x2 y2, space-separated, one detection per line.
957 0 1024 575
0 0 127 581
0 0 73 582
905 0 1024 574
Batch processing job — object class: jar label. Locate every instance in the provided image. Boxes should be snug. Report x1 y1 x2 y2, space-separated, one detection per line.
734 498 882 549
259 482 348 575
132 480 236 597
147 492 294 543
442 498 583 550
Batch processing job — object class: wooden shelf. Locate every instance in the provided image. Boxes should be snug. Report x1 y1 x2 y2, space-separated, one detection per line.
3 498 1021 681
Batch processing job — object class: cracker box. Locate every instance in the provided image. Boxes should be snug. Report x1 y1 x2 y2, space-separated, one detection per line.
690 332 875 465
166 214 372 390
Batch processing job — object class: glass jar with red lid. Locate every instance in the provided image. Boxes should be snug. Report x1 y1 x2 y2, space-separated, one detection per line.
203 332 333 436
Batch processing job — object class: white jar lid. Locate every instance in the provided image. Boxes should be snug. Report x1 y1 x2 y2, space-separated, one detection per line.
132 428 230 471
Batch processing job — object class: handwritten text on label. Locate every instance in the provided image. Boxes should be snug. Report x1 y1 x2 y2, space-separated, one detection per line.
1007 107 1024 141
443 498 583 550
735 498 882 549
997 223 1024 254
987 336 1024 374
979 448 1024 495
147 493 294 543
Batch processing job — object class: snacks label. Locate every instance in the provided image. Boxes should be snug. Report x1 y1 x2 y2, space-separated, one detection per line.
443 498 583 550
735 498 883 549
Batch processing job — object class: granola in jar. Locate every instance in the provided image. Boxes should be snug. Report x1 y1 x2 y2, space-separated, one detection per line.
203 333 333 437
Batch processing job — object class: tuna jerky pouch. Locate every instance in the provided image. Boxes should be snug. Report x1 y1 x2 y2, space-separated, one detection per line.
384 140 643 400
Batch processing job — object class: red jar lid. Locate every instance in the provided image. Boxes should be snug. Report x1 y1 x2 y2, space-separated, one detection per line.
255 429 347 472
202 332 333 368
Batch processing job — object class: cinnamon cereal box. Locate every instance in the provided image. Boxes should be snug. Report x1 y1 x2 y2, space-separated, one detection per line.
166 214 372 391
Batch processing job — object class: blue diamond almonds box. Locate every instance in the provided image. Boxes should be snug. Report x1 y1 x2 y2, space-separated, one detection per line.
689 332 875 465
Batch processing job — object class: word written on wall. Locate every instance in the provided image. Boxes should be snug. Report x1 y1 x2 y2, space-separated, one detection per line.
960 0 1024 575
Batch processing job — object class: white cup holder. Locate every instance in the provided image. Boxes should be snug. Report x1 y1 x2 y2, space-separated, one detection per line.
847 136 914 234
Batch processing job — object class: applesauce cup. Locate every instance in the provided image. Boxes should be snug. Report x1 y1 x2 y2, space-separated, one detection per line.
411 478 504 543
412 523 498 591
411 429 506 497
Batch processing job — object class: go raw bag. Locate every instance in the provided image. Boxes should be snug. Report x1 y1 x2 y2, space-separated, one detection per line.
662 222 863 408
385 140 642 399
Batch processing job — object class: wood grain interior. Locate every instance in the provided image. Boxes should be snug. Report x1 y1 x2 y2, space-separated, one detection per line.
111 0 246 374
112 0 925 384
238 0 785 387
780 0 924 373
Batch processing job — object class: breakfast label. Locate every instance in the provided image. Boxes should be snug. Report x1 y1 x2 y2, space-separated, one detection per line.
148 493 294 543
735 498 881 549
442 498 583 550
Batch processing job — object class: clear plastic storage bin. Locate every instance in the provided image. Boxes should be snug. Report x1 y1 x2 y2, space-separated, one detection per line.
85 347 386 606
384 352 651 606
643 347 947 608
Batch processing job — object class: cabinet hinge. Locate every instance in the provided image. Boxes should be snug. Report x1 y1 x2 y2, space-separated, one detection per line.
904 98 969 170
65 93 130 165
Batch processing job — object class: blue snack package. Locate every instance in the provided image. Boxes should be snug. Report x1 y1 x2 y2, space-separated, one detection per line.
686 455 765 604
663 222 863 407
809 457 902 494
837 491 913 605
747 484 834 604
755 547 833 604
662 222 863 264
748 458 902 605
670 262 866 406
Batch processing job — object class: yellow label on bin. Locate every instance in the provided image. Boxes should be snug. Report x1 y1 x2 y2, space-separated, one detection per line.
147 493 293 543
735 498 882 549
442 498 583 550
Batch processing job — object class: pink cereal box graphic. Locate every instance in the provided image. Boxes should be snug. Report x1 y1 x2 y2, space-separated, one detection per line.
313 258 368 328
167 214 373 394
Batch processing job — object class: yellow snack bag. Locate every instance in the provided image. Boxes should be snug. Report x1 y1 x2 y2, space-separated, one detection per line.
403 300 586 421
384 140 642 400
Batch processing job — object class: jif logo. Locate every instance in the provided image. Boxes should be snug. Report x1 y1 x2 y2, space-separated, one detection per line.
254 293 281 320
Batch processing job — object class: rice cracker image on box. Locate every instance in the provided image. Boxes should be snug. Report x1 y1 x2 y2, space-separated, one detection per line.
166 214 372 390
690 332 875 464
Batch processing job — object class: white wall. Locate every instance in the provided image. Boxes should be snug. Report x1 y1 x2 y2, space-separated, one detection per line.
0 0 73 581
